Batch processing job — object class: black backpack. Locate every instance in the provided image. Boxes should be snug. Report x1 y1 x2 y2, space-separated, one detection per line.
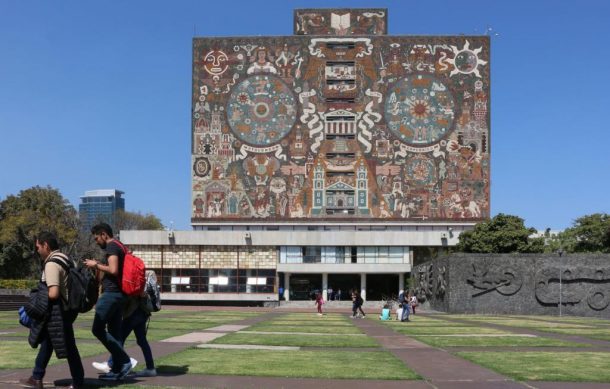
49 254 98 313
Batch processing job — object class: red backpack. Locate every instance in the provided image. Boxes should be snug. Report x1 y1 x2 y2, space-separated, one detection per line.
113 240 146 296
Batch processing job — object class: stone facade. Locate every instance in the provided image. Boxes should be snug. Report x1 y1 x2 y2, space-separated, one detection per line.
131 245 276 270
413 253 610 318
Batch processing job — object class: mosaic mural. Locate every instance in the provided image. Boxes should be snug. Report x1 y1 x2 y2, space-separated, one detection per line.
192 9 490 223
294 9 387 36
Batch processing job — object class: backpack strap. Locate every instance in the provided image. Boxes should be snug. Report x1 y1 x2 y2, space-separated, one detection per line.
47 254 73 307
112 240 129 255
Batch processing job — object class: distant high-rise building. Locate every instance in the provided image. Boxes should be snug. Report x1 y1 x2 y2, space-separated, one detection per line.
79 189 125 231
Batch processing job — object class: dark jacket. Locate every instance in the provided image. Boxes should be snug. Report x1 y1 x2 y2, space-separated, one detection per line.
25 281 69 359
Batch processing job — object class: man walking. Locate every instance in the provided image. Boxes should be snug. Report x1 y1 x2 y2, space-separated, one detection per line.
92 270 158 377
84 223 132 381
20 232 84 389
398 290 410 322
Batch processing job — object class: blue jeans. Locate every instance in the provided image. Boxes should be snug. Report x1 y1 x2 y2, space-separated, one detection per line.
109 308 155 370
92 292 130 371
33 309 84 386
401 303 410 321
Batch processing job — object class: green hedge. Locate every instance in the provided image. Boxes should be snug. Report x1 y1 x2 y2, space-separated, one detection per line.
0 279 37 290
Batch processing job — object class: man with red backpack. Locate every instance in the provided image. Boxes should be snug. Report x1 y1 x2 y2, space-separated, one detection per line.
84 223 133 381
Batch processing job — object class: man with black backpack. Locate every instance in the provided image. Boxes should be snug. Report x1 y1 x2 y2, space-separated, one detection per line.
84 223 133 381
19 232 84 389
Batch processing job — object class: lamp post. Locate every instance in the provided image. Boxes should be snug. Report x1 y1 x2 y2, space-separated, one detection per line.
558 248 564 317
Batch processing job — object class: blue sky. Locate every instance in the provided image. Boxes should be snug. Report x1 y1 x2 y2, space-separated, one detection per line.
1 0 608 231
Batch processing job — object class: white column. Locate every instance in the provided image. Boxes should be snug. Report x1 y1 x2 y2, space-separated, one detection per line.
171 269 177 293
284 272 291 302
360 273 367 301
398 273 405 295
246 269 252 293
322 273 328 301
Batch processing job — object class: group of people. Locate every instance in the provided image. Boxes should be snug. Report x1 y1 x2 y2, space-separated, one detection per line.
379 290 418 322
313 289 365 318
325 287 342 301
21 223 156 389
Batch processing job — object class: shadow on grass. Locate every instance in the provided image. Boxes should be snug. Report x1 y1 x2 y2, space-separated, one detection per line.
157 364 190 375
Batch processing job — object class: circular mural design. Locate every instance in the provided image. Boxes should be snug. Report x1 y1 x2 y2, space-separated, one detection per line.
455 50 478 73
406 156 436 186
226 75 297 146
384 74 456 146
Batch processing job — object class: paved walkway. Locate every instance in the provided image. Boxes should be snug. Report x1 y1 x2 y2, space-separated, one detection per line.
1 307 609 389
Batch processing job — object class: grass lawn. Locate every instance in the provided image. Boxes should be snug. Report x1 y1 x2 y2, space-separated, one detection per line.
0 340 108 369
156 348 418 380
413 335 592 348
147 320 228 331
167 311 261 319
212 332 378 348
535 327 610 341
382 320 463 328
0 319 22 330
391 325 509 336
279 313 350 320
263 320 353 326
246 323 362 334
457 352 610 382
512 315 610 326
458 318 596 330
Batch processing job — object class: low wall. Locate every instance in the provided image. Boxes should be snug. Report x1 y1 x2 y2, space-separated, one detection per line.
412 253 610 318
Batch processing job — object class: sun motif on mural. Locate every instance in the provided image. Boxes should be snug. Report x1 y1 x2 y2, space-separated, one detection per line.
448 40 487 78
384 74 456 146
226 75 297 146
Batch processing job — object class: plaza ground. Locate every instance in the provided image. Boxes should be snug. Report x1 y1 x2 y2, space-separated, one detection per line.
1 305 609 388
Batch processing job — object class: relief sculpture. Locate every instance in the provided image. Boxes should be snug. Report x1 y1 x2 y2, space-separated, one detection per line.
467 263 523 297
535 267 610 311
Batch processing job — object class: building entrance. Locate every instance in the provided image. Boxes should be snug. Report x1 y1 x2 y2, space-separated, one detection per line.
366 274 399 300
328 274 361 301
289 274 322 300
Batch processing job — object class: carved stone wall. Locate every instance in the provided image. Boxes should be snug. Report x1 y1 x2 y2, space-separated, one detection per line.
412 253 610 318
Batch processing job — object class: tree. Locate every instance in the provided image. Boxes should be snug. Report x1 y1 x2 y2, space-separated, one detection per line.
456 213 544 253
0 186 79 278
560 213 610 253
114 210 164 231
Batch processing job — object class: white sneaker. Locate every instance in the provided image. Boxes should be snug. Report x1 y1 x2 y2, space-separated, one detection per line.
92 358 138 373
135 368 157 377
92 361 110 373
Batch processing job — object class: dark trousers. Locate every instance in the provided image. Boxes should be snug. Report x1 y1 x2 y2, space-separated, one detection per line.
92 292 130 372
109 308 155 370
33 310 84 386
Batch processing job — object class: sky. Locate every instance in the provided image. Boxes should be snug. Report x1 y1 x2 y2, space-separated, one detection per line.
1 0 608 231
